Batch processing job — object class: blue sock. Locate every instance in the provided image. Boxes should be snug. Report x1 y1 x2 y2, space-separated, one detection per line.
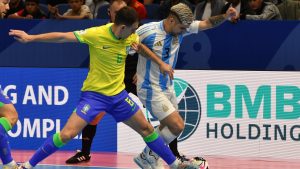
0 118 13 165
144 132 176 165
29 133 65 167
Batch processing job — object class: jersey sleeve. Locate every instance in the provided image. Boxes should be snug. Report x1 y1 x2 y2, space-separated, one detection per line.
136 24 155 42
73 27 98 46
183 20 200 37
133 33 140 44
128 33 140 55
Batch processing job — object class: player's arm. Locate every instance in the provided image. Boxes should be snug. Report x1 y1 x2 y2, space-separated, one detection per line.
198 7 238 30
8 29 77 43
131 42 174 79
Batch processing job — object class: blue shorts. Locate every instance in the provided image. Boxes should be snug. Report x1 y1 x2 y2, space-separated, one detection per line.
0 89 11 105
75 90 140 123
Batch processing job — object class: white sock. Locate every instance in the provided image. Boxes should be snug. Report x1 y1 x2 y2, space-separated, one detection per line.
155 126 177 144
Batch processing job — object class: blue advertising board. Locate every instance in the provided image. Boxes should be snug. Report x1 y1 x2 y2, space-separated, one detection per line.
0 68 117 151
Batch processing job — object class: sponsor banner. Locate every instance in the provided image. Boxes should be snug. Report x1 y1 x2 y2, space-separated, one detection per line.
0 67 117 151
118 70 300 159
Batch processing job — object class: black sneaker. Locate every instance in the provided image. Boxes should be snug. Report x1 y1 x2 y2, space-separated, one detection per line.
65 150 91 164
176 154 190 162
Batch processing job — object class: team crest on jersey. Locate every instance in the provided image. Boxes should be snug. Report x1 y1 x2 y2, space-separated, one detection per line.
81 104 91 114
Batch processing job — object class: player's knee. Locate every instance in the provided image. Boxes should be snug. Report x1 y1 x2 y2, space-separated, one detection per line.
60 130 76 142
4 109 19 127
169 121 184 136
140 122 154 137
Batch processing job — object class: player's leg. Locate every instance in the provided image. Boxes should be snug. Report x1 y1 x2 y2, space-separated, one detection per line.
134 87 182 168
65 112 105 164
20 91 107 169
160 89 190 161
123 110 179 167
122 107 206 169
109 90 188 169
20 111 88 169
169 138 180 157
168 138 190 162
138 111 183 169
0 92 18 168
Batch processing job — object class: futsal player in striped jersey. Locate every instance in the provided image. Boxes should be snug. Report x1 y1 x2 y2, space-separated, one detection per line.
134 3 238 169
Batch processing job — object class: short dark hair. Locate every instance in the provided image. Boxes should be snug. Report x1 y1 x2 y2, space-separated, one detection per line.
114 6 138 26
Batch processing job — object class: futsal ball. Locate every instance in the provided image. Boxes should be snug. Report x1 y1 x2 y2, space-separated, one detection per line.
190 157 209 169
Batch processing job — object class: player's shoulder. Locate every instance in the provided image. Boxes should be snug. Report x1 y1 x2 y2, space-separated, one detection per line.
137 21 162 35
86 23 111 33
127 33 139 42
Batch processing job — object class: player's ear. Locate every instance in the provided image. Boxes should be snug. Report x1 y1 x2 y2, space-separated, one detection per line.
170 17 175 23
120 25 126 30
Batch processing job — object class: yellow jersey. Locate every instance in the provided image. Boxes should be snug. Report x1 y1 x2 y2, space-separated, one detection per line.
74 23 139 96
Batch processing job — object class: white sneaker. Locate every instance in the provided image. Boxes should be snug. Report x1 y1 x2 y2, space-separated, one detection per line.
145 149 165 169
133 152 152 169
3 161 18 169
170 157 209 169
3 165 18 169
17 162 32 169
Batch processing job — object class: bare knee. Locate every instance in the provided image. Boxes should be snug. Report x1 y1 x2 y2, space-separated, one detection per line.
2 108 19 127
9 110 18 127
140 122 154 137
60 130 77 143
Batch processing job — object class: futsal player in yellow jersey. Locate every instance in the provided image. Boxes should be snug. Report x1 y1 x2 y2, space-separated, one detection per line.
10 6 200 169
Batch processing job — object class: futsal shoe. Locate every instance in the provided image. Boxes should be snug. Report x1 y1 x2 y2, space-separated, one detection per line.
171 157 209 169
3 164 18 169
133 152 152 169
65 150 91 164
17 164 29 169
17 162 32 169
176 154 190 162
144 149 165 169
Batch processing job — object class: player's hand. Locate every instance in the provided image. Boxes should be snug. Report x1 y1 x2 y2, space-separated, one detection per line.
226 7 238 22
159 62 174 80
131 42 141 53
9 29 32 43
132 73 137 85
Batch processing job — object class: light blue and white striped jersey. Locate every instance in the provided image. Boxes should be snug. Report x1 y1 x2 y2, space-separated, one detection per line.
136 20 200 91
